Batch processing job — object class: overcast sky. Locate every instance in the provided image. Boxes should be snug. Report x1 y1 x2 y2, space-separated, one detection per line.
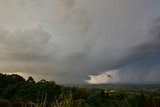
0 0 160 84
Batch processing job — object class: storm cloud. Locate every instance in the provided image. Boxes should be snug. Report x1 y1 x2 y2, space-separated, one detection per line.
0 0 160 84
87 16 160 84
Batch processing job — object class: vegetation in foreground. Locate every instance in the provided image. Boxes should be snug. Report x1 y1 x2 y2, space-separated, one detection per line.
0 73 160 107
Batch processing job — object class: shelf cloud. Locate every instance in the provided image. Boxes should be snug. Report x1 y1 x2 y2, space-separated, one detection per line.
0 0 160 84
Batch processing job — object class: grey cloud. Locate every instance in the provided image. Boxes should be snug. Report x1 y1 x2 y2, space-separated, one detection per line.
74 9 90 34
54 0 75 24
56 15 160 83
54 0 90 34
0 26 94 83
0 0 160 84
86 15 160 84
0 27 52 61
111 16 160 83
125 16 160 64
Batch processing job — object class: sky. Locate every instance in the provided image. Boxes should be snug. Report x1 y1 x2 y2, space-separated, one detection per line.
0 0 160 84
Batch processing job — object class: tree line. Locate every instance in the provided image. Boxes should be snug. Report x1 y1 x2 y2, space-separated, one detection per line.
0 73 160 107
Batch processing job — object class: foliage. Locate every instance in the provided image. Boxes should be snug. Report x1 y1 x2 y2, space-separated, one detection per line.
0 73 160 107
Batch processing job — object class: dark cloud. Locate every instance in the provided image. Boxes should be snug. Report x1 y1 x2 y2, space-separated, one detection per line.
116 16 160 83
87 16 160 84
0 27 52 61
0 0 160 84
